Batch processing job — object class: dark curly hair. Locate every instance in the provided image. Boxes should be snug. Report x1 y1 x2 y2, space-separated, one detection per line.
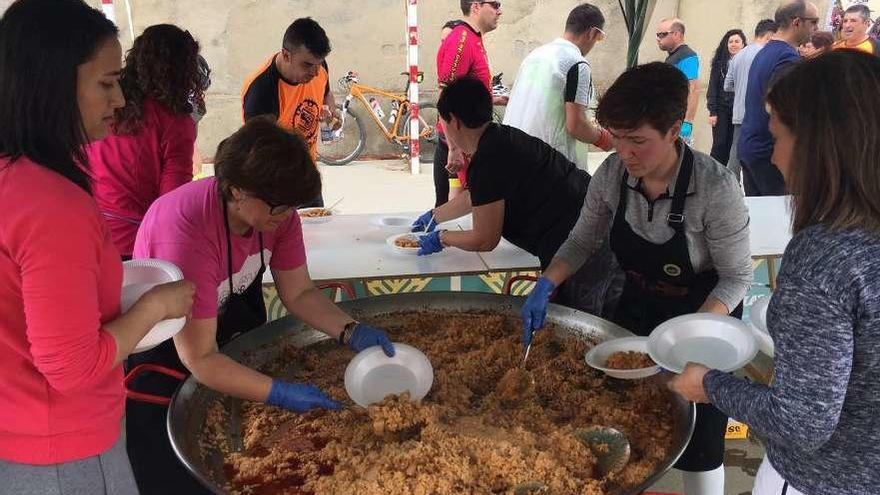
711 29 747 73
114 24 206 134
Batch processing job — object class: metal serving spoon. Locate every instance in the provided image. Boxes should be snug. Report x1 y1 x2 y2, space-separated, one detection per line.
573 426 631 478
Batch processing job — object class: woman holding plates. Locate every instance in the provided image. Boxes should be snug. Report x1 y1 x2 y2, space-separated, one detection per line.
521 62 752 495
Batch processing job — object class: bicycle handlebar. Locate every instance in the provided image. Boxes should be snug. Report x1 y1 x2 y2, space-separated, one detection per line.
338 71 359 88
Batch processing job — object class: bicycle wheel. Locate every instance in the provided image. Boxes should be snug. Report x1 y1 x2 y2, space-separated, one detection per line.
401 102 438 162
317 104 365 166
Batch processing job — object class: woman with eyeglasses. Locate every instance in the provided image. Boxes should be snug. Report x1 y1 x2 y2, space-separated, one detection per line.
125 116 395 494
86 24 209 260
670 49 880 495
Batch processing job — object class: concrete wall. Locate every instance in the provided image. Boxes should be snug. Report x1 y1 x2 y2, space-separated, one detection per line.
2 0 832 159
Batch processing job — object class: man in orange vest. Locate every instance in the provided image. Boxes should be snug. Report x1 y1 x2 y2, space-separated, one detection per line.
242 17 337 206
833 4 880 55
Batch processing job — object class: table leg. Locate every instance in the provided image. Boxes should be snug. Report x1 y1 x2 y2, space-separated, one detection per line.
767 257 778 291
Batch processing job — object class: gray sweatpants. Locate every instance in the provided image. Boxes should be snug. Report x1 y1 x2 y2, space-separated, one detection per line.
0 436 138 495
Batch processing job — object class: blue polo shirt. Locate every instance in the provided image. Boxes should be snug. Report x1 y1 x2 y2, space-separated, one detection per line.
738 40 800 165
665 44 700 81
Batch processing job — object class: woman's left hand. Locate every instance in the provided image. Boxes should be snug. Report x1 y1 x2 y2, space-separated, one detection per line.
348 324 396 357
667 363 712 403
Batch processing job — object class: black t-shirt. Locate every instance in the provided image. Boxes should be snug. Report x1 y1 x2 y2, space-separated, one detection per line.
242 57 331 120
467 124 590 267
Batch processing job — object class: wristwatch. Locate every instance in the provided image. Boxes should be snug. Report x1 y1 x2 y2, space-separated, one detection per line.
339 320 359 345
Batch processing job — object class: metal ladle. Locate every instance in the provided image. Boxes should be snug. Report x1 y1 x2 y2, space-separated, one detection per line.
521 328 535 367
496 330 537 407
573 426 631 478
511 427 629 493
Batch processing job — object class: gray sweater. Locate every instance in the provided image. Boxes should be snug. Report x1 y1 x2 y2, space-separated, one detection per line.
555 144 752 312
705 225 880 495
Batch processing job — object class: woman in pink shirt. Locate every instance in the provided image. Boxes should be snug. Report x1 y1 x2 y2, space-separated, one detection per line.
87 24 208 259
127 116 395 494
0 1 194 493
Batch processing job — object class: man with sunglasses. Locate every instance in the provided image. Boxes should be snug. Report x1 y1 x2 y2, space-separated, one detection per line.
433 0 504 208
657 18 699 144
739 0 818 196
242 18 338 207
503 3 613 169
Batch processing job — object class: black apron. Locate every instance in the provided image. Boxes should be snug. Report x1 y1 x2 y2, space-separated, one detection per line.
609 146 742 472
124 203 268 495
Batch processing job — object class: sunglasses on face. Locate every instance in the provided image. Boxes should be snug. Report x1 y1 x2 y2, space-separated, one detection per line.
593 26 607 41
473 1 501 10
656 31 676 39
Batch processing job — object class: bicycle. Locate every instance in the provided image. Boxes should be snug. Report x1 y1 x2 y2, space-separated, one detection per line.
317 71 439 166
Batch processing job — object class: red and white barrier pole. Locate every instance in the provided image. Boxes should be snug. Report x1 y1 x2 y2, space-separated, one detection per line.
101 0 115 23
406 0 420 175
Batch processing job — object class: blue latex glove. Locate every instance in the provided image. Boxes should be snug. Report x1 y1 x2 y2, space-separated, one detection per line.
680 121 693 139
266 380 342 412
411 210 438 233
418 230 444 256
349 323 396 357
520 277 556 348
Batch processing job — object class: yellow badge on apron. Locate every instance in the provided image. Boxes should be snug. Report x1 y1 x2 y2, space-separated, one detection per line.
663 264 682 277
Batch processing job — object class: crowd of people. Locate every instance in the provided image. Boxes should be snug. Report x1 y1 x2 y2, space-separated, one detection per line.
0 0 878 495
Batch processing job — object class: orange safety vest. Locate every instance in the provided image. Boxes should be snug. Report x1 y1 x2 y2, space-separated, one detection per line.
241 54 329 159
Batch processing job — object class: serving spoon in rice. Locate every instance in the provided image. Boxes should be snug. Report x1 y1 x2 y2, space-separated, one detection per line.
573 426 631 478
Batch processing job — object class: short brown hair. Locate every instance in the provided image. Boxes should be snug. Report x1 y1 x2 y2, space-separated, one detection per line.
809 31 834 50
596 62 688 134
214 116 321 207
766 50 880 234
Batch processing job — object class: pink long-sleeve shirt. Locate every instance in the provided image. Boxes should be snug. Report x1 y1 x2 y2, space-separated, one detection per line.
0 157 124 464
86 98 196 257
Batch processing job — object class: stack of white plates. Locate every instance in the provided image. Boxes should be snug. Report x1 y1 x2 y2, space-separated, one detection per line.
647 313 758 373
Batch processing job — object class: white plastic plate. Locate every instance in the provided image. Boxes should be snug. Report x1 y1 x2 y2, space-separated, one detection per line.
122 259 186 353
747 296 774 357
344 343 433 408
297 207 337 224
585 337 661 379
372 215 416 231
648 313 758 373
386 233 423 255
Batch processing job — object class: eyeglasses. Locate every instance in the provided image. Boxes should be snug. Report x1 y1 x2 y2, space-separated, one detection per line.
656 31 678 39
593 26 607 41
798 16 820 26
473 1 501 9
265 201 294 216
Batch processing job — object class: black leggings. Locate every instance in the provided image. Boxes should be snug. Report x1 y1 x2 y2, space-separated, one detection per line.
433 138 454 207
710 106 735 165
